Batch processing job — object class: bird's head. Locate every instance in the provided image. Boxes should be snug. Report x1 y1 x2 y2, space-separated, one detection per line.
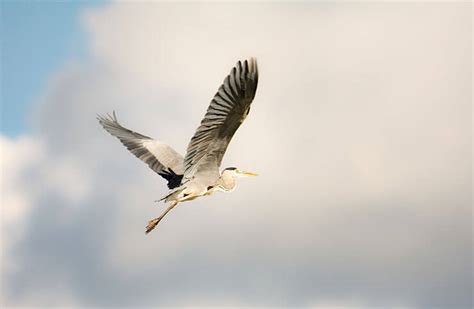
222 167 258 178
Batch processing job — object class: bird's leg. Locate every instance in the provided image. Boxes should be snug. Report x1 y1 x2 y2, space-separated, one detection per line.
145 201 178 234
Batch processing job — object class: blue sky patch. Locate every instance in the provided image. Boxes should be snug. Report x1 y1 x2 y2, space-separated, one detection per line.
1 1 105 137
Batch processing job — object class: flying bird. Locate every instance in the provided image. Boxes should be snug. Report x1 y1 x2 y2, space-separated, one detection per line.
98 58 259 234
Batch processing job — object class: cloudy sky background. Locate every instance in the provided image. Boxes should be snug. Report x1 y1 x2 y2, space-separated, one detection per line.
1 2 472 308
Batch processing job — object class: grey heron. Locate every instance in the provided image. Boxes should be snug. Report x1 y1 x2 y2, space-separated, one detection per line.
98 58 259 234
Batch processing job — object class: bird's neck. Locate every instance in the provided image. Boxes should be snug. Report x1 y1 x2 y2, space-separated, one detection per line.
218 171 236 192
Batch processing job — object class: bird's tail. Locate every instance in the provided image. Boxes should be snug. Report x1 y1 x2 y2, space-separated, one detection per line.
157 187 186 203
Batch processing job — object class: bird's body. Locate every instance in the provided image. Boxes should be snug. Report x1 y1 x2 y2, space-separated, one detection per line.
98 58 259 233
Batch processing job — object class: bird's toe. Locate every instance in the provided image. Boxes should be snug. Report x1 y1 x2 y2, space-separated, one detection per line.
145 218 159 234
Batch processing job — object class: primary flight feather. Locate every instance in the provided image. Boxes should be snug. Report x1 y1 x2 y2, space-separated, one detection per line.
98 58 259 234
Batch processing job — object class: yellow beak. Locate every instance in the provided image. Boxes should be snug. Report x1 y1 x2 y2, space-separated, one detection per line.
241 171 258 177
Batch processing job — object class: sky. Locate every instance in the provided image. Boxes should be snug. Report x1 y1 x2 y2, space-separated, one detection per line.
0 1 104 137
0 2 472 308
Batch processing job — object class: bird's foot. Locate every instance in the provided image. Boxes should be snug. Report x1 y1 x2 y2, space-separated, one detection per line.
145 201 178 234
145 218 160 234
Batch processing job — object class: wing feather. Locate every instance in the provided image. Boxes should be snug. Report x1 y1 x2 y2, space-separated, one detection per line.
183 58 258 181
97 112 184 189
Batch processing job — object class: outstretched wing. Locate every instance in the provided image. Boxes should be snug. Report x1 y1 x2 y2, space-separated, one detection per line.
98 112 184 189
183 58 258 181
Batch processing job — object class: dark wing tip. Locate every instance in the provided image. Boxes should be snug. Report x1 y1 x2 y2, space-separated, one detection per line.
248 58 258 81
241 58 258 79
240 58 258 100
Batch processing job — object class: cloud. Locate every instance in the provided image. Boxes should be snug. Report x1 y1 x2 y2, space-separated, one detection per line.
1 2 471 307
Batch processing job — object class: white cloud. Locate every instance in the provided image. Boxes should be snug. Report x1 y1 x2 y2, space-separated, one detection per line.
1 2 471 307
0 135 93 306
0 136 43 225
